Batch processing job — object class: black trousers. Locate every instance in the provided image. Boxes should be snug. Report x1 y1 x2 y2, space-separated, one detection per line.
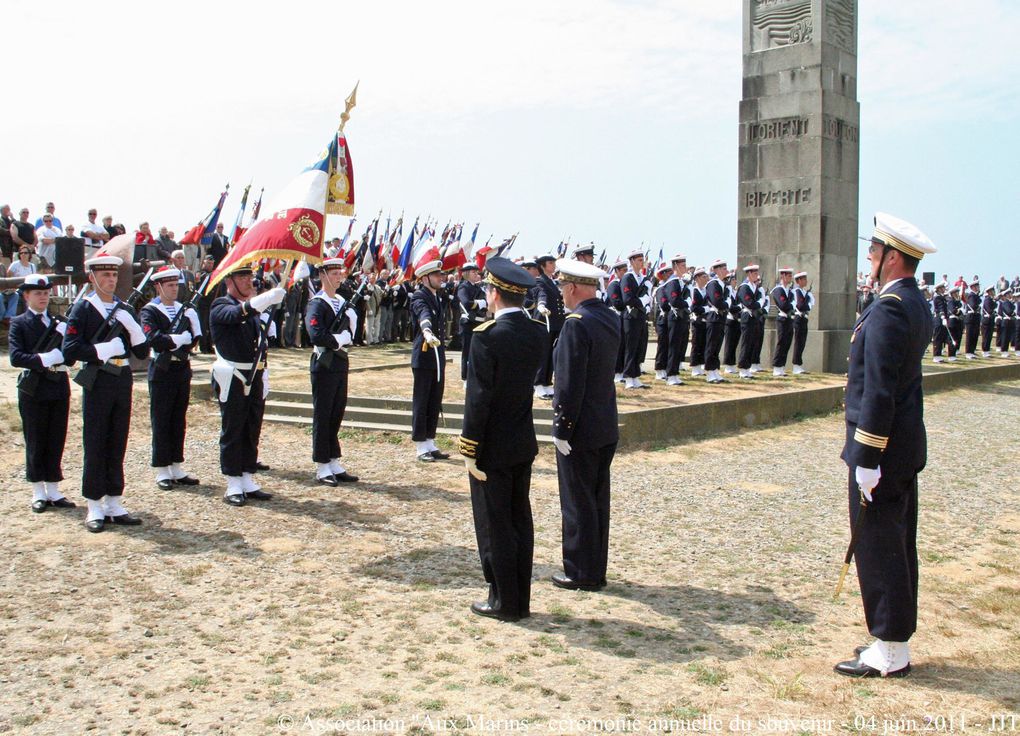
20 392 68 483
704 318 725 371
149 365 191 468
469 461 534 618
311 365 348 463
622 317 647 378
534 328 558 385
773 317 794 367
964 316 980 354
217 372 265 476
737 316 757 369
722 318 740 366
848 467 918 642
666 314 689 375
932 323 947 356
411 362 444 442
556 442 616 584
689 320 706 366
393 308 409 341
198 301 213 353
82 368 133 500
792 316 809 365
981 320 994 352
753 317 765 364
653 318 669 371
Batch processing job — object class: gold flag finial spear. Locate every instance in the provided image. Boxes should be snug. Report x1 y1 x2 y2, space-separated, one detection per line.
339 81 359 133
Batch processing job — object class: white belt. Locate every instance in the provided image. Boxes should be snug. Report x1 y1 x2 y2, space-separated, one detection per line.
211 349 264 401
48 365 70 373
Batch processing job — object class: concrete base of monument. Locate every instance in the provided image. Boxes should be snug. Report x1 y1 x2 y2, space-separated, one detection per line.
182 350 1020 451
755 325 852 375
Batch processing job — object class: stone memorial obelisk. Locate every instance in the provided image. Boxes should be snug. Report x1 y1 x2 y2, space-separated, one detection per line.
738 0 859 372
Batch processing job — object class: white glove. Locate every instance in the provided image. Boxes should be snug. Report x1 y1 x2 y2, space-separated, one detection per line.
552 437 572 456
268 321 278 339
55 321 67 335
640 294 652 309
474 298 487 309
465 458 487 481
185 308 200 336
537 304 551 316
249 287 286 312
855 465 881 502
262 368 270 400
114 310 146 346
95 339 127 362
333 330 353 348
422 328 441 348
169 331 193 348
39 348 65 368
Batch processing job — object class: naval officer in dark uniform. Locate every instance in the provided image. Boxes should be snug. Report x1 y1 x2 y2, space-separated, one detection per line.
62 252 151 532
458 257 547 621
305 257 359 486
409 258 450 462
456 263 488 385
8 274 75 513
618 249 651 389
140 265 202 490
210 266 286 505
835 212 936 679
550 259 621 590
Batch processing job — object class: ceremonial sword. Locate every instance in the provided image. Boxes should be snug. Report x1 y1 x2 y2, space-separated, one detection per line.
833 488 869 600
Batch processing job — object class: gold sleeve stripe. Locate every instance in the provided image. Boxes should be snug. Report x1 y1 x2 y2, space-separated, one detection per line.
458 436 478 446
566 313 582 319
855 428 888 441
854 429 888 449
880 293 902 301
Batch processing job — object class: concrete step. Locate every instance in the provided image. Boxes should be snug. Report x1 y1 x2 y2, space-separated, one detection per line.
262 413 555 444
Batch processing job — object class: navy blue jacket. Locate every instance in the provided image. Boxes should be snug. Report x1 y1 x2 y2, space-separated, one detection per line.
210 294 263 363
9 310 72 401
305 294 353 374
842 277 932 476
62 298 148 366
409 286 446 370
552 298 621 449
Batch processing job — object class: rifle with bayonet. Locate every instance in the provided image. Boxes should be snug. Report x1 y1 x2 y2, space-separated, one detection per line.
152 272 211 372
74 266 157 390
316 277 368 370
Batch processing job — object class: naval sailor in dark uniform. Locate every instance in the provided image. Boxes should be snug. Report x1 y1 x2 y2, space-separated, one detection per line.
210 266 286 505
771 267 796 376
550 258 621 591
140 265 202 490
456 263 488 385
62 252 150 532
980 285 996 357
409 258 450 462
532 254 564 399
8 274 75 514
688 267 710 375
962 280 981 359
791 271 816 374
305 257 360 486
664 254 690 383
835 212 936 679
702 259 729 384
605 260 628 383
459 257 548 621
652 263 673 381
736 264 765 380
618 249 651 389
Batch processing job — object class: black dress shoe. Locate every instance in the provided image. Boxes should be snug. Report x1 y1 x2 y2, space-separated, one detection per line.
224 494 247 507
245 489 273 501
551 572 604 591
174 476 200 486
417 453 436 463
85 518 105 533
429 450 451 460
334 472 359 483
50 498 76 509
255 461 271 471
834 656 911 678
317 475 340 487
32 499 48 513
106 513 142 526
156 479 175 490
470 601 520 622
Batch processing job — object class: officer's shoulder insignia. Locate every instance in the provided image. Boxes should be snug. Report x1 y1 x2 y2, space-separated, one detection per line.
880 293 902 301
474 320 496 332
566 313 582 319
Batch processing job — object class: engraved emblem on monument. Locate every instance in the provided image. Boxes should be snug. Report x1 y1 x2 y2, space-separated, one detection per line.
826 0 855 54
750 0 813 52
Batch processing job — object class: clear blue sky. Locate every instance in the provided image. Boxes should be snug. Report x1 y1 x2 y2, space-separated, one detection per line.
6 0 1018 282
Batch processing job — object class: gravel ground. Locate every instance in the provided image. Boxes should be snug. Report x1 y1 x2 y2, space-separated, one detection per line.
0 367 1018 734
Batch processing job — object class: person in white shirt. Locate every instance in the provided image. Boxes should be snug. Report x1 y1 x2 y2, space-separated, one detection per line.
35 215 61 270
80 208 108 255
